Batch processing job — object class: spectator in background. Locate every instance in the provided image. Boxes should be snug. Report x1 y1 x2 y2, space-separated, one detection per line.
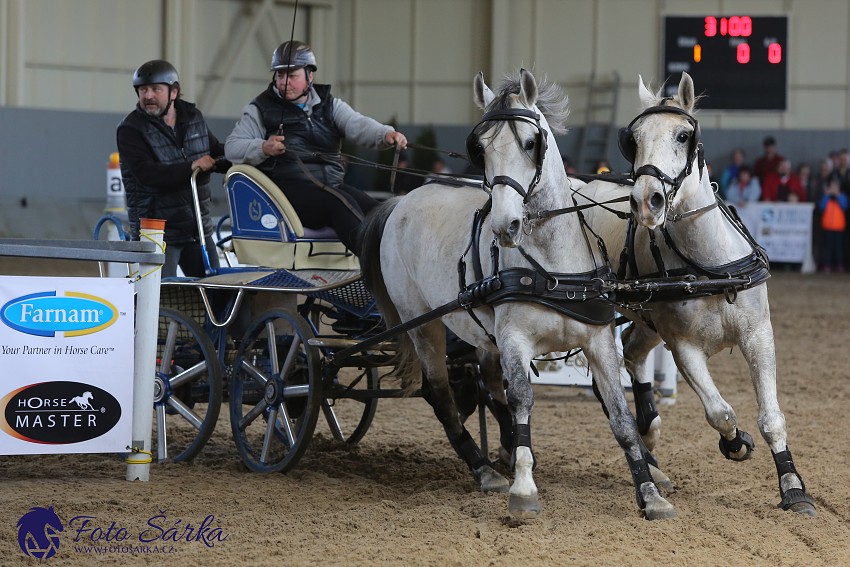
753 136 784 188
796 162 812 198
720 147 746 197
834 148 850 195
818 173 848 273
724 165 761 207
762 158 806 202
809 157 835 264
809 157 835 204
595 159 611 174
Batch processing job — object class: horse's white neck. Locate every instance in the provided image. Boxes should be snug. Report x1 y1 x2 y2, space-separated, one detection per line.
515 165 599 272
664 164 753 265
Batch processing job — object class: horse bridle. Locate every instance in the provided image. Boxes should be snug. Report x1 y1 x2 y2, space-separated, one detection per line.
618 102 706 220
466 107 548 204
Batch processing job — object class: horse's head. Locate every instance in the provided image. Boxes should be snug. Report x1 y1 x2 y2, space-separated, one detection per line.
620 72 705 228
470 68 567 247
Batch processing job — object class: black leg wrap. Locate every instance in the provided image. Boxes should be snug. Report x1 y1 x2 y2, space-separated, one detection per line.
719 429 755 460
591 378 609 419
510 423 537 470
451 429 489 471
772 448 815 511
625 454 653 510
632 380 659 437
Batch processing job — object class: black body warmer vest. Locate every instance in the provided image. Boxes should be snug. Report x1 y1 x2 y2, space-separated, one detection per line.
120 99 213 243
251 83 345 187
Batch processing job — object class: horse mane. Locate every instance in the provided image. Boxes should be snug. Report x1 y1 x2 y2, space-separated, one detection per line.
489 71 570 134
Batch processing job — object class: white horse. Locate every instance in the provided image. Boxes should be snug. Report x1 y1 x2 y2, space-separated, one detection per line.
573 72 816 515
359 69 674 520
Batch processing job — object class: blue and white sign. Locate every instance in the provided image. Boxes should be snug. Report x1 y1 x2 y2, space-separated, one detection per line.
0 276 134 454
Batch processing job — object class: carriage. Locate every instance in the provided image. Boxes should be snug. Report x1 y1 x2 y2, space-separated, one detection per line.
95 69 815 520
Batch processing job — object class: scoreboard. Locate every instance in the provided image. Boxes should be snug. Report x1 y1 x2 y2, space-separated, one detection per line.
663 16 788 111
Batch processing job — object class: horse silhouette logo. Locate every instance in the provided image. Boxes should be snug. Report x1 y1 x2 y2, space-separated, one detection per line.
69 391 94 411
17 506 64 559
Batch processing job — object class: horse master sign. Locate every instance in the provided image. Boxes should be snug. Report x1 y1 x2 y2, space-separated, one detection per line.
0 276 134 454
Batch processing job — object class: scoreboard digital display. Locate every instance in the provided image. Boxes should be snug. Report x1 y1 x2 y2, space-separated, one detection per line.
663 16 788 111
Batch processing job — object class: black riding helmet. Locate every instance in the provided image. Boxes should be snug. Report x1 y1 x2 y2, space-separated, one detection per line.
132 60 179 117
133 59 180 89
270 41 317 72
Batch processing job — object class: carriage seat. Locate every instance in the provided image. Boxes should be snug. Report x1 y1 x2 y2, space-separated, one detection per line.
224 164 359 270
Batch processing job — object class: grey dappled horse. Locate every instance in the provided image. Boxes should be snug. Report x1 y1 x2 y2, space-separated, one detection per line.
573 72 815 516
359 69 674 520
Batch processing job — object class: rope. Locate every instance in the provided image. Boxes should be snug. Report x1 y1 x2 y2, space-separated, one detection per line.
125 446 153 465
126 229 166 284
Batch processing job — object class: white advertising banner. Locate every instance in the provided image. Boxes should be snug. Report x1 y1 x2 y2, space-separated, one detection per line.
735 202 814 264
0 276 135 454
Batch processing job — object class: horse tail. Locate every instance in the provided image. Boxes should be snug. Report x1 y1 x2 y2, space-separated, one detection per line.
359 198 422 396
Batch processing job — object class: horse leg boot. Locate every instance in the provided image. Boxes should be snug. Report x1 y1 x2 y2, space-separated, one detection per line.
501 347 541 519
621 323 664 451
420 371 510 494
738 321 816 516
584 338 675 520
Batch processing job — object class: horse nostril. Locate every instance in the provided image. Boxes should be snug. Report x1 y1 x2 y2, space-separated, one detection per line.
650 191 665 212
509 219 521 238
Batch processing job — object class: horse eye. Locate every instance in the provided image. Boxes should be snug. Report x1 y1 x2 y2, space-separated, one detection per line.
676 132 689 143
524 139 536 151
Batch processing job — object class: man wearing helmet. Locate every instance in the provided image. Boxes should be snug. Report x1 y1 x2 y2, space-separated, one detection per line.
225 40 407 255
117 59 231 278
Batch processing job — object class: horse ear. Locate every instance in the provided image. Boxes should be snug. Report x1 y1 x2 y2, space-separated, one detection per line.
473 71 495 110
519 68 538 107
638 75 654 109
678 72 696 112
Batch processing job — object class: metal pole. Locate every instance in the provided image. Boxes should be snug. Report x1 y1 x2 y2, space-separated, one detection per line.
126 218 165 481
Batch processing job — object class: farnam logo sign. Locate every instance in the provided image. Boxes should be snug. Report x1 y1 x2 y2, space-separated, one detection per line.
0 291 118 337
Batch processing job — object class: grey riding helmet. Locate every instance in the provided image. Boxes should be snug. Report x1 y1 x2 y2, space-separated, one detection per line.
132 60 179 89
270 41 317 72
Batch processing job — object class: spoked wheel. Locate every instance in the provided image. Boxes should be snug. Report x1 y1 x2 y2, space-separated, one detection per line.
154 307 222 463
231 308 321 473
321 367 379 445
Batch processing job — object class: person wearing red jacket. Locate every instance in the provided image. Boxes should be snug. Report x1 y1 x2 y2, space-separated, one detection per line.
761 158 807 202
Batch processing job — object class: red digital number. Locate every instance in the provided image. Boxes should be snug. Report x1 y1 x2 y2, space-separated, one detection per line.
768 42 782 64
704 16 717 37
736 43 750 64
727 16 753 37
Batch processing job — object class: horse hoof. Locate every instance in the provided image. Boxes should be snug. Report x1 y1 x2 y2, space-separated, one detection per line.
788 502 817 517
779 488 817 517
508 493 541 519
479 467 510 493
642 496 677 521
648 464 675 493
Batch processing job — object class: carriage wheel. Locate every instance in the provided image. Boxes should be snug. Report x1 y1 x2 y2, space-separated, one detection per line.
321 367 379 445
154 307 222 463
230 308 321 473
